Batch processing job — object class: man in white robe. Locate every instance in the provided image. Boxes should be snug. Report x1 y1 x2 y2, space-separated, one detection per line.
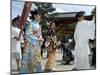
74 11 95 70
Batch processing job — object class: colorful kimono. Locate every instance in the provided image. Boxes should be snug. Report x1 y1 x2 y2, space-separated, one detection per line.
20 20 42 73
45 36 57 71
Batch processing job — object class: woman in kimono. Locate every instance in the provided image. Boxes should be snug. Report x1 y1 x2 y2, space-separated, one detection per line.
44 22 57 71
73 11 95 70
20 10 43 73
44 35 57 71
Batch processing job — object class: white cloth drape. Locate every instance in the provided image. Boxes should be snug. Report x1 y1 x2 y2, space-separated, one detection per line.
11 26 22 59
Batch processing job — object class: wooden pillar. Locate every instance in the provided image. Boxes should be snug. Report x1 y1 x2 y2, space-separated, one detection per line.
19 1 32 37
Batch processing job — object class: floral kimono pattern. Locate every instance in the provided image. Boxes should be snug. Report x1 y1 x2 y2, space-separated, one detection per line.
20 20 42 73
45 36 57 71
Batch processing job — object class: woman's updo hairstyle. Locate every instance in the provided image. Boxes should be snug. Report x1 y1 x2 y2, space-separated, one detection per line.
30 10 41 20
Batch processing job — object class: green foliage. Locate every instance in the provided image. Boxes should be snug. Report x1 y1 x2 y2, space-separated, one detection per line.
34 3 55 14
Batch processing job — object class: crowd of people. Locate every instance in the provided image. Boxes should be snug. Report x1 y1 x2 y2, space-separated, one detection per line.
11 10 96 74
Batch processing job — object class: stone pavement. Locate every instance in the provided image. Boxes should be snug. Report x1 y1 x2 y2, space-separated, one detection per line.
41 50 74 71
11 50 74 74
11 50 95 74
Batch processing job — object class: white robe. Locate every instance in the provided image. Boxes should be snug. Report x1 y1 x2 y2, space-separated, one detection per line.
11 26 23 59
74 20 95 69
